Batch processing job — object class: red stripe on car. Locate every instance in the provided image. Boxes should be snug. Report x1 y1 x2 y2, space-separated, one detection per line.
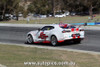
58 40 64 43
43 41 50 43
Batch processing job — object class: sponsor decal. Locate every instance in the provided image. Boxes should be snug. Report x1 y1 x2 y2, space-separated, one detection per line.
38 32 50 43
38 32 48 39
72 34 76 39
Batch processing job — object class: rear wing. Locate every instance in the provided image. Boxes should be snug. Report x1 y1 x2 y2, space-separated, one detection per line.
71 23 86 28
59 23 86 28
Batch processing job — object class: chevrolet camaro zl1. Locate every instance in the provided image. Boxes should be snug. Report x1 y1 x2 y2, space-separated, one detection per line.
26 23 84 46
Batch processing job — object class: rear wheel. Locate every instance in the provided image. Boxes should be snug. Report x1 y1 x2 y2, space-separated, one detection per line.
26 35 34 44
51 36 58 46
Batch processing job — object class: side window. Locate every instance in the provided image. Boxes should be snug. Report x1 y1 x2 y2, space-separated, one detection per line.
41 26 54 31
49 26 54 30
41 26 48 31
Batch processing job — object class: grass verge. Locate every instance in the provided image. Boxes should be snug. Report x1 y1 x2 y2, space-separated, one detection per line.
0 44 100 67
0 15 100 24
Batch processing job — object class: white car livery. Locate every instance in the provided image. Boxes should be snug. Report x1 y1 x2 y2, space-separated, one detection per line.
26 23 84 46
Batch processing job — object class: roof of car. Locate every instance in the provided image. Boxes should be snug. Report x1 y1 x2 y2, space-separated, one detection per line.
50 23 70 26
48 23 79 29
49 23 71 27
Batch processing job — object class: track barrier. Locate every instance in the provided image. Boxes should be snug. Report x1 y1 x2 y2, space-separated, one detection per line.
71 22 100 26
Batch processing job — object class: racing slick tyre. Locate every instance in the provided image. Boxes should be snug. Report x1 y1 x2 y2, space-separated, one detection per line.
73 39 81 44
26 34 34 44
51 36 58 46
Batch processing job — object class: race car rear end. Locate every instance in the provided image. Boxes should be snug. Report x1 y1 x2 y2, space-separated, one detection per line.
62 28 84 39
59 24 84 43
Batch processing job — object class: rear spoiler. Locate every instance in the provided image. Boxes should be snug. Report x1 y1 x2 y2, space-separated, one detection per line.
71 23 86 28
59 22 86 28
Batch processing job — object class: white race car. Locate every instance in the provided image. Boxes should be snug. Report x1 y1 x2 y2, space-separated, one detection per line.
26 23 84 46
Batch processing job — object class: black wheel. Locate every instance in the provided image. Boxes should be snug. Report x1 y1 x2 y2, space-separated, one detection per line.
73 39 81 44
26 35 34 44
51 36 58 46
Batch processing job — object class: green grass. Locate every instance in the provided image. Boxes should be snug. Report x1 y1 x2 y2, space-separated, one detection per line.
0 44 100 67
0 15 100 24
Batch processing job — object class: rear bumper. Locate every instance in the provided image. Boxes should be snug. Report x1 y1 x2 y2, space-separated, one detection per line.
65 38 84 41
58 38 84 43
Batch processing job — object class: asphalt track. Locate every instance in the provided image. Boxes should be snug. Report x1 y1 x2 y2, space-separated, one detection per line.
0 26 100 52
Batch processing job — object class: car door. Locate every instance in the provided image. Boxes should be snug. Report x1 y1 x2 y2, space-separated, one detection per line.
36 26 54 42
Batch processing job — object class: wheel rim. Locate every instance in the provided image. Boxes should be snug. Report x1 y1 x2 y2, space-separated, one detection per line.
27 35 33 43
51 36 57 46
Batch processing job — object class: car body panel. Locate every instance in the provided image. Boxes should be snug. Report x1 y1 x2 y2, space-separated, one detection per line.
26 23 85 44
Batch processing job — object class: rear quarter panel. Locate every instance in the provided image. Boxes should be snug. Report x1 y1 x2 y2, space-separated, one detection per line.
50 26 64 41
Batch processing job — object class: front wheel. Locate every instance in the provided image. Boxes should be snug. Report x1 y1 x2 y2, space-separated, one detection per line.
26 35 34 44
51 36 58 46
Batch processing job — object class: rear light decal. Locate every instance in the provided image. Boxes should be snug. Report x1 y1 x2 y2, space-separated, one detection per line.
76 28 79 31
71 28 74 32
71 28 79 32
